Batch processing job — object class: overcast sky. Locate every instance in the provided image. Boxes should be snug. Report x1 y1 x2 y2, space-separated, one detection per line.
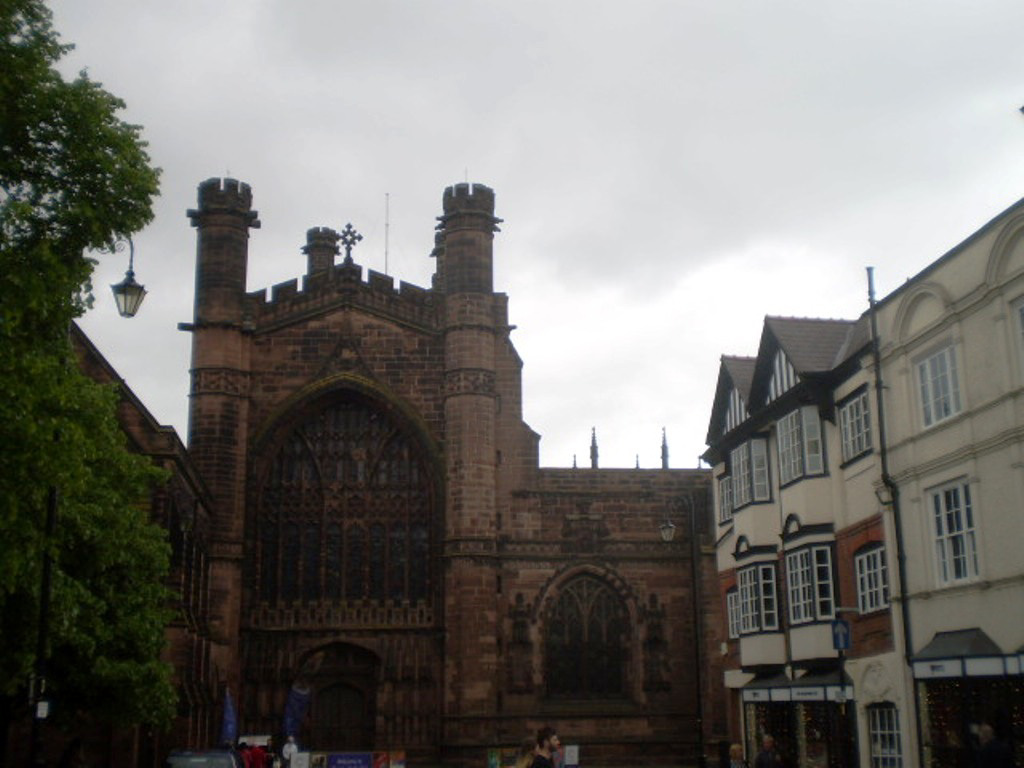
53 0 1024 469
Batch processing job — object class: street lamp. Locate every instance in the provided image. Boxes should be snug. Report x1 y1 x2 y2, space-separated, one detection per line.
659 494 707 768
110 238 147 317
659 519 676 542
29 256 148 767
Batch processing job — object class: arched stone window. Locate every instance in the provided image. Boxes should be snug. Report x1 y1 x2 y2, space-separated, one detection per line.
545 575 628 698
256 394 435 609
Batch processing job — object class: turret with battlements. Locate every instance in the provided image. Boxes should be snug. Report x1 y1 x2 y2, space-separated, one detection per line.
184 179 259 672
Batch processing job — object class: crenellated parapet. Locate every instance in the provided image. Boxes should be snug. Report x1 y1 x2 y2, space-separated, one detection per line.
245 258 438 333
187 177 261 228
437 182 501 229
435 183 501 295
188 178 260 327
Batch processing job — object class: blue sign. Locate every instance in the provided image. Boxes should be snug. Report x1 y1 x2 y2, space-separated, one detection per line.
831 618 851 651
327 753 372 768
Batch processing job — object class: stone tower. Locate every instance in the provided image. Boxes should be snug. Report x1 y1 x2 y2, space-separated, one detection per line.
185 179 260 676
436 184 502 745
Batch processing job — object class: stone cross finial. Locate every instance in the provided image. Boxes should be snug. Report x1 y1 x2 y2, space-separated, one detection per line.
340 223 363 263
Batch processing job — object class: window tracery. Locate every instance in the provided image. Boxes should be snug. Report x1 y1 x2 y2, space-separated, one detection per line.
256 395 434 610
545 575 628 698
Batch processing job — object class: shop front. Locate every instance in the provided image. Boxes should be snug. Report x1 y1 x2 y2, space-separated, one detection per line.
742 670 856 768
913 629 1024 768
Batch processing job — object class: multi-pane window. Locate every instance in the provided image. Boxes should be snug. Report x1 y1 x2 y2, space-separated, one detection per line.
868 704 902 768
855 546 889 613
718 476 733 524
731 438 770 508
785 545 835 624
839 390 872 462
726 589 741 639
777 407 824 485
918 346 962 428
931 480 979 584
738 563 778 634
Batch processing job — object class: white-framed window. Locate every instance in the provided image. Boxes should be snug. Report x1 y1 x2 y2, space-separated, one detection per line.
738 563 778 634
855 545 889 613
785 545 835 624
768 349 798 401
868 703 902 768
726 589 741 639
777 406 824 485
917 345 962 428
931 480 979 584
718 476 733 524
839 390 872 462
751 439 769 500
730 438 770 508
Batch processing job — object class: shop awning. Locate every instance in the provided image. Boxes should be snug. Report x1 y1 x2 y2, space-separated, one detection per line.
912 628 1018 679
741 669 853 703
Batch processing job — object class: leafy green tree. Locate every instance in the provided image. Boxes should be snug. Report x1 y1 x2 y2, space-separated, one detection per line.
0 0 174 735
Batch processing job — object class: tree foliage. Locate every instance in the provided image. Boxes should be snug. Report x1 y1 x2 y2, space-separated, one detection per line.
0 0 174 727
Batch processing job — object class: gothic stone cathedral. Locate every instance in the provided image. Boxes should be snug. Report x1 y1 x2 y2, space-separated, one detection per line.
182 178 721 765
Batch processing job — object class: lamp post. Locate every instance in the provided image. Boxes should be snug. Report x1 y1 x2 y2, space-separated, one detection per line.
110 237 147 318
28 248 148 767
660 493 707 768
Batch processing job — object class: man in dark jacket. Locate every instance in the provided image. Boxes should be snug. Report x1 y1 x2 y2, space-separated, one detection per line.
530 727 556 768
754 735 783 768
976 723 1014 768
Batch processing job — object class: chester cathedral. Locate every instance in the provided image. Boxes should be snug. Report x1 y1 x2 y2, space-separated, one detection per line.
73 179 724 766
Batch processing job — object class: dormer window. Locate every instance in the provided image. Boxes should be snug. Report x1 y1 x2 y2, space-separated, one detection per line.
768 349 797 402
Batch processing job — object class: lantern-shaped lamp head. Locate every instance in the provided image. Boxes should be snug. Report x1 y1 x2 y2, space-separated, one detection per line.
659 519 677 542
111 270 147 317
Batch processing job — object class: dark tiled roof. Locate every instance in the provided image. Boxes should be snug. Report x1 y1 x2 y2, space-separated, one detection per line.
765 316 859 373
722 355 756 399
829 316 872 368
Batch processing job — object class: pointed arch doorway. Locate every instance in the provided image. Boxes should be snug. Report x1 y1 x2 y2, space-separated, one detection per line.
296 643 380 751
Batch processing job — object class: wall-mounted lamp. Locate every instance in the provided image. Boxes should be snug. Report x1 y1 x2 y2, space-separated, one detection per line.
659 519 676 543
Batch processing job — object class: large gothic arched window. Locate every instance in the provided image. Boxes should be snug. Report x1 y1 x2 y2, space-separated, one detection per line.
545 575 628 698
256 394 435 609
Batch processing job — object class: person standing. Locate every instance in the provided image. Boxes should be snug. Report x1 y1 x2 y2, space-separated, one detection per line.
975 723 1013 768
729 743 749 768
551 732 563 768
530 727 556 768
282 736 298 767
754 735 783 768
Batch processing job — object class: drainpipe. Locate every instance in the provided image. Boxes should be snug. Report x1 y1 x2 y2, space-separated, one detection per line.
867 267 925 768
688 490 707 768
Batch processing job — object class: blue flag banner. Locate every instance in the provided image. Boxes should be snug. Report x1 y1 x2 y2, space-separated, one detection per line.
220 688 238 746
283 684 312 737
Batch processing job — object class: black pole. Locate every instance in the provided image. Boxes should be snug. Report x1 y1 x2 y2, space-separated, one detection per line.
27 483 58 768
689 491 707 768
